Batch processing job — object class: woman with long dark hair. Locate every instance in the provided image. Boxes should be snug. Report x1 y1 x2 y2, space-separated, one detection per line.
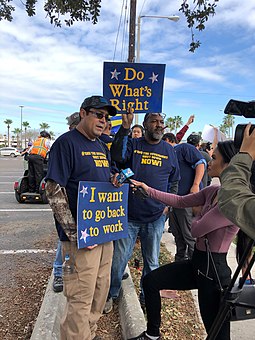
129 141 239 340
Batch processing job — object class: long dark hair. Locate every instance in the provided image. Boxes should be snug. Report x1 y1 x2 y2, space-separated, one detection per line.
217 140 238 164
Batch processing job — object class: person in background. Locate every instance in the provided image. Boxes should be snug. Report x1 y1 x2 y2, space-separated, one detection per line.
175 114 195 142
52 112 81 293
129 140 239 340
187 133 210 189
105 110 180 313
28 130 51 193
20 141 33 171
131 124 144 138
165 134 205 261
100 117 114 149
46 95 118 340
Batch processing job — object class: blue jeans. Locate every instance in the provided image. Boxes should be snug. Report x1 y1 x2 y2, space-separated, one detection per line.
53 240 63 277
109 214 165 301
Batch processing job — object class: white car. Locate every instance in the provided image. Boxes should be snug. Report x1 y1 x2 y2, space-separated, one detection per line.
0 147 20 157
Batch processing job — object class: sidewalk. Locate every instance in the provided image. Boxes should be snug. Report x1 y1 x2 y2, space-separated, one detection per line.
31 231 254 340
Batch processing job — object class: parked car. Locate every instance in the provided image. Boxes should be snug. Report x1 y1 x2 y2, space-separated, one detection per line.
0 147 20 157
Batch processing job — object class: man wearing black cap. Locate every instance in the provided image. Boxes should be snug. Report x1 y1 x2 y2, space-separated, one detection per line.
45 96 118 340
106 110 180 311
170 133 205 262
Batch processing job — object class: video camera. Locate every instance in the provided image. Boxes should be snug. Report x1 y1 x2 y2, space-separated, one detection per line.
224 99 255 149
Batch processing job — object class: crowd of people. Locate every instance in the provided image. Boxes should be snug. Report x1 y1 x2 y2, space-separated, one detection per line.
42 95 255 340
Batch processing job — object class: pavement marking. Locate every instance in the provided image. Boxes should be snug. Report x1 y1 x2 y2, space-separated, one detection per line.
0 249 56 255
0 192 14 194
0 182 15 184
0 209 51 212
0 176 20 177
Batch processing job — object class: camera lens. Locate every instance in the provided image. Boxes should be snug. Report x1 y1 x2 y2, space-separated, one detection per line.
234 124 255 149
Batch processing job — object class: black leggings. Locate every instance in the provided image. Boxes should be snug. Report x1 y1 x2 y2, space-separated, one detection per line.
143 248 231 340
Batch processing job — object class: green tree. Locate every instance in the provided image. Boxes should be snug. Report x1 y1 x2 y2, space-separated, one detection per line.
22 121 30 146
165 117 176 131
223 114 235 139
219 124 228 136
166 116 183 133
179 0 219 52
49 131 55 139
39 122 50 131
0 0 218 51
12 128 21 147
4 119 13 146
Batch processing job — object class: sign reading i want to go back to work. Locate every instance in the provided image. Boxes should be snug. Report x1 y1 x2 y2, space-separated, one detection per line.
103 61 166 114
77 181 129 248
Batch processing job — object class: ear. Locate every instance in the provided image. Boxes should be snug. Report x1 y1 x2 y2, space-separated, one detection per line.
80 108 87 119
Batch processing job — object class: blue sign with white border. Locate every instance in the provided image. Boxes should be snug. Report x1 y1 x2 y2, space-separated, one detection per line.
77 181 129 248
103 61 166 114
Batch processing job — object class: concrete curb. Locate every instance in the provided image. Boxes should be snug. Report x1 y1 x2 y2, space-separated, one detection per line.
30 266 145 340
119 266 146 339
30 272 66 340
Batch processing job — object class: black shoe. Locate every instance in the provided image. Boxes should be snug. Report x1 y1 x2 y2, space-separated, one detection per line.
53 276 63 293
128 331 161 340
122 272 129 280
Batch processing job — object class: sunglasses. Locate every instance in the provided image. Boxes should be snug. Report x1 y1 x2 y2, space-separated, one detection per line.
89 110 109 120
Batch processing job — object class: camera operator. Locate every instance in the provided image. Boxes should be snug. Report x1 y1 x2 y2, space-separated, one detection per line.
219 123 255 240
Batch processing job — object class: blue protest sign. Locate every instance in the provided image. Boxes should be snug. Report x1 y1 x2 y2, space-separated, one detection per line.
103 61 166 114
77 181 129 248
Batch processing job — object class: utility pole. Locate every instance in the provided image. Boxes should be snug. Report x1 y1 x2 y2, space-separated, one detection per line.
128 0 136 63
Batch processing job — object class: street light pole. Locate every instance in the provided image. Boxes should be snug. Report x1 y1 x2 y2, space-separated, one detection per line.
135 15 180 124
19 105 24 148
136 15 180 63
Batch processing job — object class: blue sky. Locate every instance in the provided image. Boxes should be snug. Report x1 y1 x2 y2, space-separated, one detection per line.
0 0 255 138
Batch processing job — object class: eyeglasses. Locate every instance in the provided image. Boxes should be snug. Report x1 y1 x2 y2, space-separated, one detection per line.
89 110 109 120
144 112 166 121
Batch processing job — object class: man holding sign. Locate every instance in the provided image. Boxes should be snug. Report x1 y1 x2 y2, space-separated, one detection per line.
107 109 180 310
45 96 119 340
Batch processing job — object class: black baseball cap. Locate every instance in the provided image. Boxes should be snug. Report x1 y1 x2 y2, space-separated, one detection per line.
187 133 201 145
81 95 117 116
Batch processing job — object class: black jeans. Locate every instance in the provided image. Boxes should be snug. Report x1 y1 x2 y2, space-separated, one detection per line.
28 154 45 192
143 248 231 340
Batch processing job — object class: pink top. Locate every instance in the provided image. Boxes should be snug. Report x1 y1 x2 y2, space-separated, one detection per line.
148 185 239 253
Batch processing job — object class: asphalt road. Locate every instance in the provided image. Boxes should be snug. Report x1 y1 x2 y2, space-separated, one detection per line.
0 156 59 338
0 156 58 250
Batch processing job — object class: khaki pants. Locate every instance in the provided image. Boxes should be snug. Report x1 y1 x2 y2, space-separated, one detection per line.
60 241 113 340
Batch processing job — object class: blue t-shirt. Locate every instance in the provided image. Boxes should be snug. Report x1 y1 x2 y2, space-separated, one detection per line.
46 129 111 240
111 129 180 223
174 143 205 195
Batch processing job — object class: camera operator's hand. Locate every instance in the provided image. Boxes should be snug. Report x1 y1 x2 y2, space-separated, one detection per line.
240 123 255 160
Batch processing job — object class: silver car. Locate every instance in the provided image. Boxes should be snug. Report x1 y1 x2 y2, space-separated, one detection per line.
0 147 20 157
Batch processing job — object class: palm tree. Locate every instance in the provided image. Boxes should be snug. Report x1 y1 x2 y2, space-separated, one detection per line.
223 114 235 139
39 122 50 131
165 117 176 131
49 131 55 140
4 119 13 146
168 116 183 134
22 121 30 146
12 128 21 148
219 124 228 136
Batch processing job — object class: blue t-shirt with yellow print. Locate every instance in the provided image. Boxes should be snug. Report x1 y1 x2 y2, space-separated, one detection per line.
111 127 180 223
46 129 112 240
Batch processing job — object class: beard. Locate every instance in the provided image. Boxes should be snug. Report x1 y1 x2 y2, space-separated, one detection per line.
146 129 163 141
